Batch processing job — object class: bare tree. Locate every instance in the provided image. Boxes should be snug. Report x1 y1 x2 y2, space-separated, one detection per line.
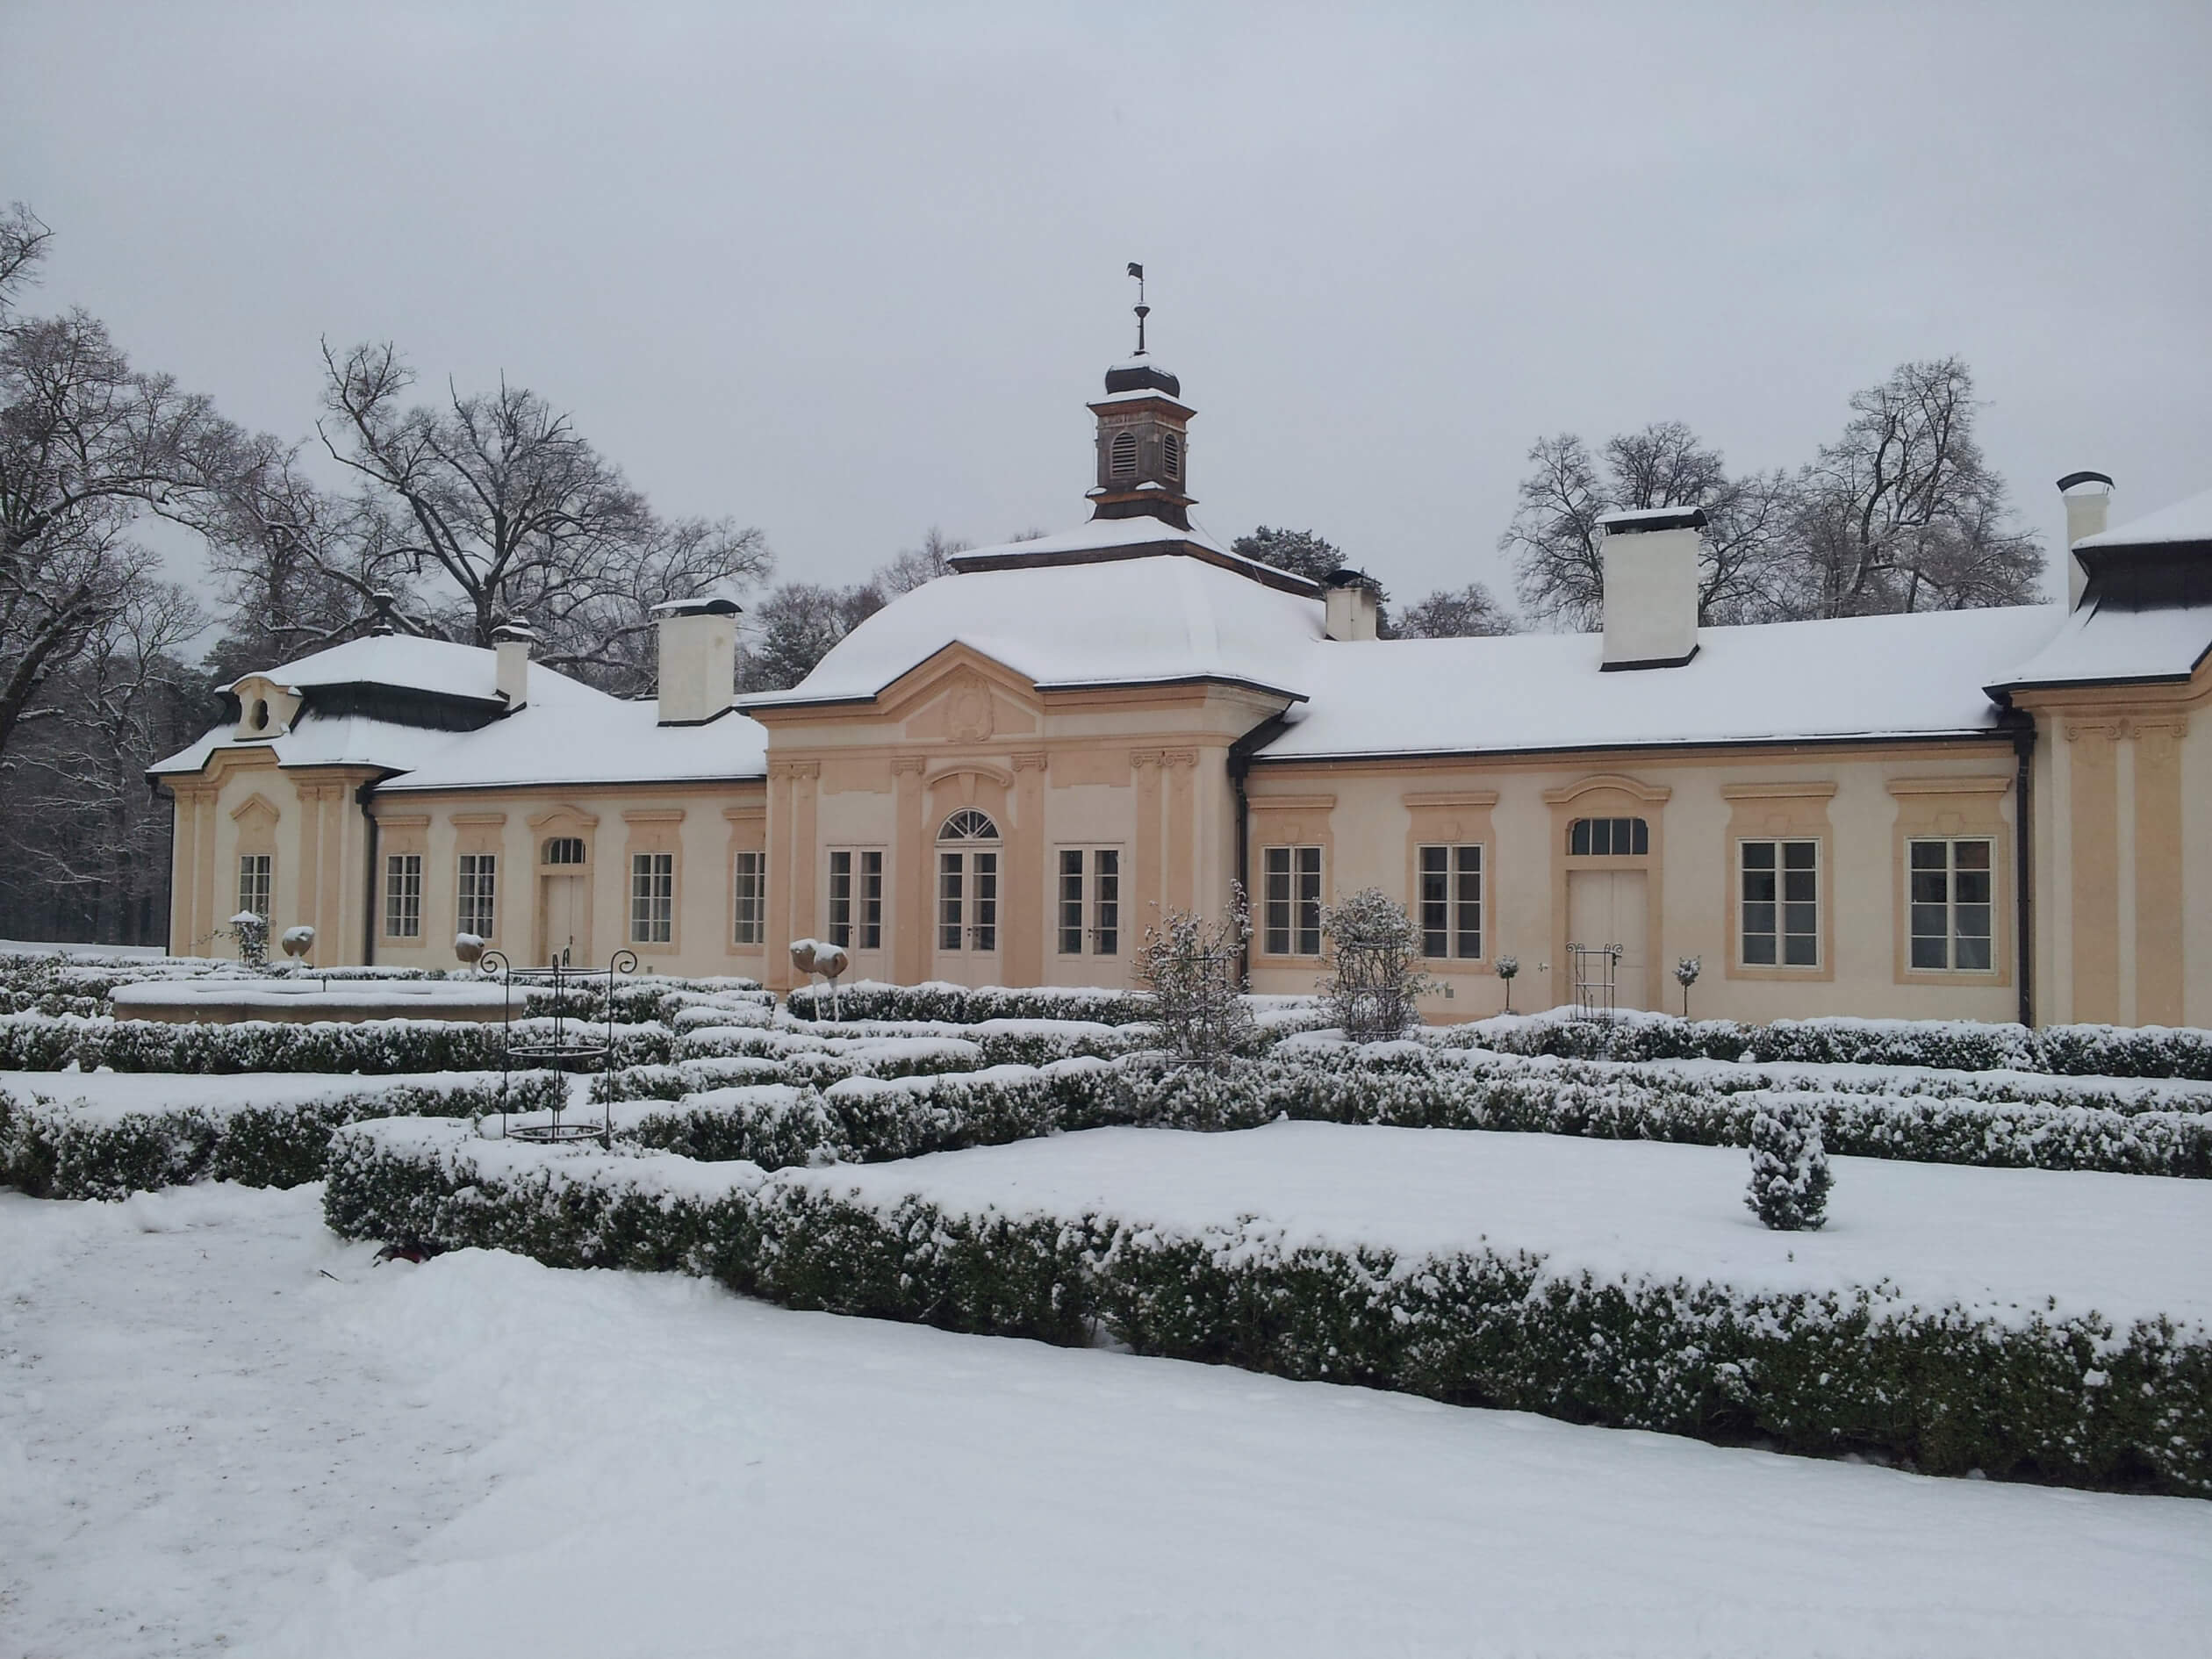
314 341 771 686
1503 423 1794 628
1787 357 2042 616
1392 583 1514 638
0 578 209 944
874 526 969 596
0 210 252 771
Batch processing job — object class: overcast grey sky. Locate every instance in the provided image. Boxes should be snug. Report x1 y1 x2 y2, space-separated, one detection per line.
7 0 2208 616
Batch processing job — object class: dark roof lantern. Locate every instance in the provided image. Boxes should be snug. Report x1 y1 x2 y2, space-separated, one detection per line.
1102 362 1183 398
1324 566 1382 591
650 596 743 619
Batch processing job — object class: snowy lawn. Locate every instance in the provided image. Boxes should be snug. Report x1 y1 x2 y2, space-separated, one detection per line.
789 1120 2212 1327
3 1183 2208 1659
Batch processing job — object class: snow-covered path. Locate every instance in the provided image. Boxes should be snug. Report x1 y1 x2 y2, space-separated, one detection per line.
4 1185 2208 1658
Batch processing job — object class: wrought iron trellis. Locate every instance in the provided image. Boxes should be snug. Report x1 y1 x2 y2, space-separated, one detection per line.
1566 941 1622 1021
478 948 636 1144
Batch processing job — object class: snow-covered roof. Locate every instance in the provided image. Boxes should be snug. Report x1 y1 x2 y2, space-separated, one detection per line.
219 635 513 701
147 710 478 777
378 695 768 794
1259 606 2065 761
947 516 1321 596
2075 486 2212 550
744 552 1325 710
1987 599 2212 695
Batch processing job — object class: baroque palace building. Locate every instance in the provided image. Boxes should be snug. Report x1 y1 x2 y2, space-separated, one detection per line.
153 348 2212 1028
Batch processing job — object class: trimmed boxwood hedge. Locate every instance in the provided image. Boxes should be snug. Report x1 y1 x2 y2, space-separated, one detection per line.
322 1117 2212 1497
0 1011 674 1074
1453 1009 2212 1081
1 1071 564 1200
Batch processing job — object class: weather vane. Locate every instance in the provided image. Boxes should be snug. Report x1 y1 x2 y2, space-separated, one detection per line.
1127 262 1148 356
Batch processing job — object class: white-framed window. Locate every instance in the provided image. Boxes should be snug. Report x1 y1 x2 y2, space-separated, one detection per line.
1110 428 1138 479
1056 847 1122 955
384 852 423 940
937 811 999 953
1569 816 1648 856
1909 837 1994 971
237 853 272 922
1418 844 1482 959
828 848 885 951
542 837 586 865
733 850 765 946
456 853 496 938
630 851 674 944
1741 838 1819 967
1262 844 1323 957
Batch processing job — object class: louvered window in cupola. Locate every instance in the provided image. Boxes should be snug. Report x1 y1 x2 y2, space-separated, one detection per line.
1110 429 1138 479
1161 432 1181 478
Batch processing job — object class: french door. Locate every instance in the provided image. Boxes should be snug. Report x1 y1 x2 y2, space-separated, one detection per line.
933 808 1002 984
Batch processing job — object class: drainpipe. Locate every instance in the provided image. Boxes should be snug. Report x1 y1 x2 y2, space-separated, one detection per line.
2008 715 2035 1030
357 779 381 967
1227 711 1294 988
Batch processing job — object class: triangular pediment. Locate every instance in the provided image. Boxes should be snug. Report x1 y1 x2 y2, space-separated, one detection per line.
877 643 1042 742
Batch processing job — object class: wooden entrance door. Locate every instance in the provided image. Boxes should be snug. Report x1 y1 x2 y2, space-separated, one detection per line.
538 873 591 966
1566 869 1648 1009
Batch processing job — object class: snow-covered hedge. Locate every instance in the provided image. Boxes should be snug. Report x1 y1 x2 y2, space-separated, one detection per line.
0 1012 675 1074
0 1071 563 1201
1449 1009 2212 1080
322 1117 2212 1497
784 980 1152 1025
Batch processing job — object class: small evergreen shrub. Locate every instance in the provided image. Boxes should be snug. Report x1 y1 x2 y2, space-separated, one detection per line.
1745 1100 1833 1231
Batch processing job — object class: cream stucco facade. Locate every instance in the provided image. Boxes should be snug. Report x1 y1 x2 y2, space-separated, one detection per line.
152 365 2212 1031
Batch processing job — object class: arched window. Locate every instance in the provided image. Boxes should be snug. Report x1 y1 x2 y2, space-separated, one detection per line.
249 698 270 732
1161 432 1181 479
1569 816 1648 857
1110 429 1138 479
938 809 1000 842
936 810 1000 953
542 837 587 865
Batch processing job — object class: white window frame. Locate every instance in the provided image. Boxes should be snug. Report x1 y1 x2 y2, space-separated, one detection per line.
827 847 885 952
1262 844 1324 958
237 853 272 923
1908 837 1996 973
456 852 497 939
732 850 765 946
1055 846 1123 956
1417 844 1483 960
384 852 423 941
630 851 675 944
1739 837 1820 968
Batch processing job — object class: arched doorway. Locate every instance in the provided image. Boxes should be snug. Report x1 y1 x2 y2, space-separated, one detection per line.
933 808 1001 985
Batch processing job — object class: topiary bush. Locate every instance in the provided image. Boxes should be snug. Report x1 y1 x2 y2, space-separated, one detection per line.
1745 1100 1833 1231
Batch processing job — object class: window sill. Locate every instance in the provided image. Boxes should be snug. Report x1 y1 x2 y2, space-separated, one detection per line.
1724 962 1835 983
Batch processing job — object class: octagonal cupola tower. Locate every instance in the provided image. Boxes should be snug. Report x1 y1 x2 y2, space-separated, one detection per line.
1087 265 1196 531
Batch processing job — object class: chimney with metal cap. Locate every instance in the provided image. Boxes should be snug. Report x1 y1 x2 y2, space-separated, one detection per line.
2057 471 2115 612
1597 506 1706 670
1322 568 1381 642
654 597 741 725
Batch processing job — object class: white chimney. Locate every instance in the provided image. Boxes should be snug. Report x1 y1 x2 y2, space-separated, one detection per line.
1322 569 1381 643
654 598 741 724
2058 471 2114 612
1597 506 1705 670
492 622 534 710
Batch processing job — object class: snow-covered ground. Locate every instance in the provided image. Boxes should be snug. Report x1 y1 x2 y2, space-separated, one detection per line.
3 1183 2208 1658
788 1121 2212 1326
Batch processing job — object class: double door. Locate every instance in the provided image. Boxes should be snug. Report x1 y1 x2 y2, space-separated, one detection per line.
933 846 1000 984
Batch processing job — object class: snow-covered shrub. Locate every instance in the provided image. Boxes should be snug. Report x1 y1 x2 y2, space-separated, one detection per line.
0 1010 673 1075
323 1121 2212 1497
785 979 1154 1026
1137 892 1256 1071
1745 1100 1833 1231
2039 1023 2212 1081
1320 888 1431 1043
231 911 269 969
0 1072 562 1200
